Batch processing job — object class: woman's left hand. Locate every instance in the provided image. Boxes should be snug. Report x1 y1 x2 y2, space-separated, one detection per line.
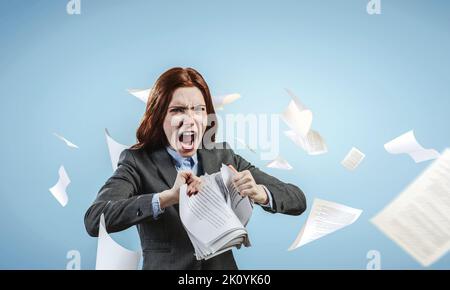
228 165 269 205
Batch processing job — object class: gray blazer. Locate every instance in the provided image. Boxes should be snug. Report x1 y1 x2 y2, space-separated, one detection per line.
84 142 307 270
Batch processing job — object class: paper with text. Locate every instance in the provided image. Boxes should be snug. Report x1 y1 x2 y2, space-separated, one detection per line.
288 198 362 250
341 147 365 171
371 149 450 267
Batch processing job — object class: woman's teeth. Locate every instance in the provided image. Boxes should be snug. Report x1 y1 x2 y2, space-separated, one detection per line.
179 131 195 145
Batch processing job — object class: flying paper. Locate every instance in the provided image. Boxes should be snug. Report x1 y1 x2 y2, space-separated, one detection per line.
95 214 141 270
105 128 130 171
284 130 327 155
266 156 293 170
127 88 151 103
49 165 70 207
384 130 440 163
53 133 79 149
341 147 365 171
371 149 450 267
281 89 312 137
288 198 362 250
213 93 241 110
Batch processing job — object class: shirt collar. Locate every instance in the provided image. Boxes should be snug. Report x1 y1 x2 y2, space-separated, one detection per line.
165 146 198 168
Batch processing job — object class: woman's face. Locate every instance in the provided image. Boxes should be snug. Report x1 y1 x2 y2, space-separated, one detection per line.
163 86 208 157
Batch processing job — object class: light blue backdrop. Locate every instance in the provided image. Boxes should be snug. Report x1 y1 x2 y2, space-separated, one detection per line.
0 0 449 269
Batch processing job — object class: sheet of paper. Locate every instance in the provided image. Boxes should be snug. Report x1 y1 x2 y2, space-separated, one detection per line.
95 214 141 270
219 164 253 226
213 93 241 110
288 198 362 250
284 129 328 155
341 147 365 171
105 128 130 171
371 149 450 267
179 183 243 245
281 95 312 137
266 155 293 170
384 130 440 163
127 88 150 103
49 165 70 207
53 133 79 149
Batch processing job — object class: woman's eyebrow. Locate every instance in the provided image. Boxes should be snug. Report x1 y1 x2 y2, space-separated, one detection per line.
169 104 206 108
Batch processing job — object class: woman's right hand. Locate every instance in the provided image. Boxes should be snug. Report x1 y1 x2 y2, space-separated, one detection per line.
159 171 202 209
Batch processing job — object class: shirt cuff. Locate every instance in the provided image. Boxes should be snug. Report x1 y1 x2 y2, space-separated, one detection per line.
151 193 165 220
259 185 274 209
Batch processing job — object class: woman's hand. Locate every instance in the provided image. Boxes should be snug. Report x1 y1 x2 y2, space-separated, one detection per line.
228 165 269 205
159 171 202 209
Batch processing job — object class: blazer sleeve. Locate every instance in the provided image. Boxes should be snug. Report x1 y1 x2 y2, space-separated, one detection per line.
228 147 307 216
84 149 155 237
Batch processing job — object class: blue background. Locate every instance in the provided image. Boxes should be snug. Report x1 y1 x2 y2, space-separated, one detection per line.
0 0 449 269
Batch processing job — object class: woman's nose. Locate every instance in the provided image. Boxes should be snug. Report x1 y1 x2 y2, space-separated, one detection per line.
181 111 195 125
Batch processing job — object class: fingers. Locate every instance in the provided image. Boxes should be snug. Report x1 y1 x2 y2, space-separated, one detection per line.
236 183 253 193
232 170 255 188
228 168 258 198
186 174 202 196
239 189 256 198
187 180 202 196
178 171 193 183
228 164 239 174
234 175 253 188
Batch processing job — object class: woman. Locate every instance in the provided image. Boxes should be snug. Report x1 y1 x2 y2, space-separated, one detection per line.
84 67 307 270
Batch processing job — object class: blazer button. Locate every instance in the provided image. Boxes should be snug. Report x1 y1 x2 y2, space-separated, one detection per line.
137 209 143 217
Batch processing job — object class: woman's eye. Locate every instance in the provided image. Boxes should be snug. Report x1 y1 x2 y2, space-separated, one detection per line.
171 108 183 113
194 106 206 112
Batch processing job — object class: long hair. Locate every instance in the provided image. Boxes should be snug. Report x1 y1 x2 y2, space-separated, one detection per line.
131 67 217 151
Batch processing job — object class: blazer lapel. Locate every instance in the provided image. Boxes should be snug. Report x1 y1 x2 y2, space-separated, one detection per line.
197 147 220 175
150 147 178 188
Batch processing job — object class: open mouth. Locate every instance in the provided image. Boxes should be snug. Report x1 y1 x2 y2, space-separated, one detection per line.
178 130 197 151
